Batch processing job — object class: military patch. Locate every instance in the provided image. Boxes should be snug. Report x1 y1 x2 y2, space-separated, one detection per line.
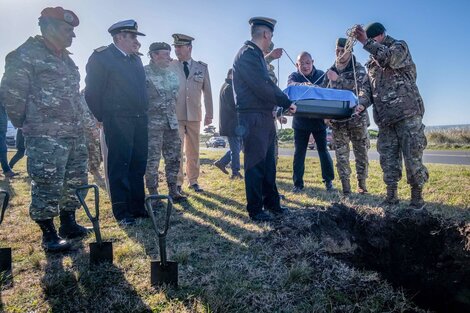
94 46 109 52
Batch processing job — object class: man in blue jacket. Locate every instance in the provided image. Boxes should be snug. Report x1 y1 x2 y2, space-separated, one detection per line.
287 52 335 193
233 17 296 222
85 20 148 225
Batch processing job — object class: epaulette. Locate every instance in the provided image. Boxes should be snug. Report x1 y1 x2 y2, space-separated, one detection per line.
197 60 207 66
94 46 108 53
246 45 254 50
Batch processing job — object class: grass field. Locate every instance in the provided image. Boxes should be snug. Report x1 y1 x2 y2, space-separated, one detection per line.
0 150 468 312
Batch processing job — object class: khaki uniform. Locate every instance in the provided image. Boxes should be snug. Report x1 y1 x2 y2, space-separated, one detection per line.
170 59 213 186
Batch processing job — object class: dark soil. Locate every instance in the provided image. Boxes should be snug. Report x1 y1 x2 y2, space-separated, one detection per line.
274 204 470 312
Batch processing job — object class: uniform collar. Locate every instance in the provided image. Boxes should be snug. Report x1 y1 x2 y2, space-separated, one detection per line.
42 36 70 58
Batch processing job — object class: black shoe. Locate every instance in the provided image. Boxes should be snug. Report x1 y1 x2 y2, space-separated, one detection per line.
267 206 289 216
230 172 243 180
325 180 335 191
58 211 93 239
292 186 303 193
250 211 273 222
118 217 136 226
189 183 204 193
37 219 71 252
214 161 229 175
279 194 286 200
177 185 185 195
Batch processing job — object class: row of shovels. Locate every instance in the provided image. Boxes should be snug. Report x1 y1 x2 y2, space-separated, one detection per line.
0 185 178 288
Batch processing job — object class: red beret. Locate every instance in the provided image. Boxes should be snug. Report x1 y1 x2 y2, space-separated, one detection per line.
40 7 79 27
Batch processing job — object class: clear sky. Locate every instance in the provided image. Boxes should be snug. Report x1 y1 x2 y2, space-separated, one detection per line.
1 0 469 129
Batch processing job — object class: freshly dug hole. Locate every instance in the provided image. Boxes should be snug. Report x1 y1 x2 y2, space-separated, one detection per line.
274 203 470 312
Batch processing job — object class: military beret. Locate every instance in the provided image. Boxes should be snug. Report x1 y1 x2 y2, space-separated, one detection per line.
149 42 171 53
365 22 386 38
108 19 145 36
39 7 79 27
336 38 347 48
249 17 277 31
172 33 194 46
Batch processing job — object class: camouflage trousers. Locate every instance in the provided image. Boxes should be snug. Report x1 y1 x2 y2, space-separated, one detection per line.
25 135 88 221
84 125 102 173
377 116 429 187
145 126 181 193
331 114 370 181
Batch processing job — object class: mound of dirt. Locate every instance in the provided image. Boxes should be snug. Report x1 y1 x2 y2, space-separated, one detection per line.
274 204 470 312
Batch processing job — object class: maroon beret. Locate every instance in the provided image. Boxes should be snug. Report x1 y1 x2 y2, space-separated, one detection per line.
40 7 79 27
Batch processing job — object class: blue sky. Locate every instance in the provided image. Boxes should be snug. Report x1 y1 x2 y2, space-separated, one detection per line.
1 0 469 129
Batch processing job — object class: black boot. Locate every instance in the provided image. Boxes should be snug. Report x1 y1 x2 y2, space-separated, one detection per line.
36 219 71 252
169 183 187 202
358 179 368 194
341 178 351 195
382 184 399 205
410 185 425 210
58 211 93 239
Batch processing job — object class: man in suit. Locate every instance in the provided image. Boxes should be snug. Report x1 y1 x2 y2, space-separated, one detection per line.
170 34 213 193
85 20 148 226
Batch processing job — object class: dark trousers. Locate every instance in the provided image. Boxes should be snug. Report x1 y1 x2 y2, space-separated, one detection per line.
240 112 280 217
9 128 25 169
293 128 334 188
103 115 148 220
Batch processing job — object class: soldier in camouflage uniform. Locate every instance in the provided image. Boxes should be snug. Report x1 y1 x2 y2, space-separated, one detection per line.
0 7 91 252
145 42 186 202
354 23 428 209
322 38 370 195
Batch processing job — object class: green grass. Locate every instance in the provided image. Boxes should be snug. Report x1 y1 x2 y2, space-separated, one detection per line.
0 150 468 312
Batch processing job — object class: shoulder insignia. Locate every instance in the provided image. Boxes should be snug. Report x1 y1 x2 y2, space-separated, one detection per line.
197 60 207 66
94 46 109 53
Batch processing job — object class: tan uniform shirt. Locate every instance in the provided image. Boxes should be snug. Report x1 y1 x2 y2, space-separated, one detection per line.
170 59 213 122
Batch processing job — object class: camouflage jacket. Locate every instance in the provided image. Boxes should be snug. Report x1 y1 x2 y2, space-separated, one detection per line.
322 55 369 124
0 35 84 137
359 35 424 127
145 63 179 130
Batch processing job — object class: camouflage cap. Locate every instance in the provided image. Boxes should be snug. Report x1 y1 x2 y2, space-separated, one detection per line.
172 33 194 46
365 22 386 38
108 19 145 36
336 38 347 48
149 42 171 53
40 7 79 27
249 17 277 31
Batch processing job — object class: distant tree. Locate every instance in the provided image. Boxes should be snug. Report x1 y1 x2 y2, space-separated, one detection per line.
368 129 378 139
278 128 294 142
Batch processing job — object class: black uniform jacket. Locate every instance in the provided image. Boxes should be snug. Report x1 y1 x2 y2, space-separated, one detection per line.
218 78 238 137
233 41 291 114
84 44 148 122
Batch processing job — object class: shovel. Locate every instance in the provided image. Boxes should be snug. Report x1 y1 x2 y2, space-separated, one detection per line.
145 195 178 287
76 185 113 265
0 190 11 279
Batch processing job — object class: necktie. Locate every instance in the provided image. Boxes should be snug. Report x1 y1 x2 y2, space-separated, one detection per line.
183 61 189 79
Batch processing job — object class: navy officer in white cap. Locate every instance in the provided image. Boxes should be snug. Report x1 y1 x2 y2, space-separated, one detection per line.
85 19 149 225
232 17 296 222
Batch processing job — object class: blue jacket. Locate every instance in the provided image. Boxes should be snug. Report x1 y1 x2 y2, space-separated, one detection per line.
233 41 291 114
287 67 327 131
84 44 148 122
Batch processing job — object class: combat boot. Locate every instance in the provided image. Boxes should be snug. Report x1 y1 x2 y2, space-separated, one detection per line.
58 210 93 239
409 185 425 210
36 219 71 252
341 178 351 195
382 184 399 205
169 183 187 202
358 179 368 195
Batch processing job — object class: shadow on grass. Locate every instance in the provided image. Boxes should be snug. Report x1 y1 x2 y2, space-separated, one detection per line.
41 240 150 312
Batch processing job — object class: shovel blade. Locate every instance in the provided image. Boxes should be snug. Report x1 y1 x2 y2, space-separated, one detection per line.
151 260 178 287
90 242 113 266
0 247 12 286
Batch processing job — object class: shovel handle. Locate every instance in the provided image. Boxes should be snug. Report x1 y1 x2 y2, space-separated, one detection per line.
75 184 102 244
145 195 173 237
0 190 10 226
158 233 167 267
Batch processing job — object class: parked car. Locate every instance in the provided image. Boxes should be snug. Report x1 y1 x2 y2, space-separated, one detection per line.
308 128 334 150
205 136 226 148
6 120 16 147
